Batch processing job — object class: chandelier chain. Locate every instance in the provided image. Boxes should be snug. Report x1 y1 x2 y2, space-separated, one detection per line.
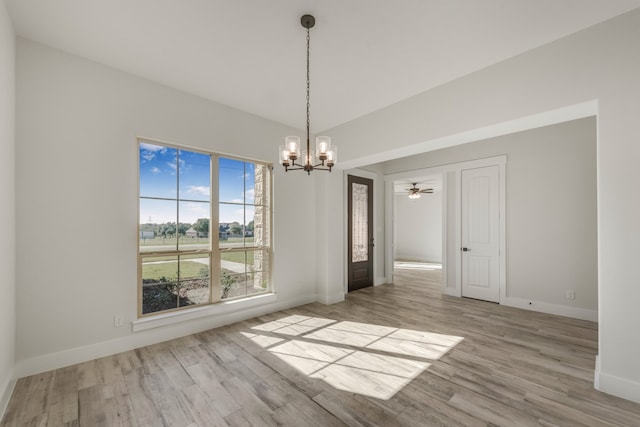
306 27 311 154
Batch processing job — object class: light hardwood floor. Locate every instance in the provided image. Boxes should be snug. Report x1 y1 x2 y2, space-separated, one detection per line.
3 264 640 426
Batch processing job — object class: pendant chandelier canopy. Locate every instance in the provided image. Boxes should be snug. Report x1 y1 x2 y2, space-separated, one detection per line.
279 15 337 175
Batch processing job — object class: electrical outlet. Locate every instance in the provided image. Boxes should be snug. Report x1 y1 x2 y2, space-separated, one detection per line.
566 290 576 300
114 314 124 327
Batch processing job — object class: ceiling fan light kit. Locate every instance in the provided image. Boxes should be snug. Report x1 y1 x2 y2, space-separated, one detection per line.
279 14 337 175
407 183 434 199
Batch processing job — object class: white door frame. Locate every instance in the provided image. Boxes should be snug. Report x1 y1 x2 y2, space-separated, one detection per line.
384 155 506 300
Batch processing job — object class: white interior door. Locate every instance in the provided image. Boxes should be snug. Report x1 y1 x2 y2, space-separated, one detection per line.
461 166 500 302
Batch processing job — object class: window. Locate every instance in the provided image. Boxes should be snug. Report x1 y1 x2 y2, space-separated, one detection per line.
138 139 271 316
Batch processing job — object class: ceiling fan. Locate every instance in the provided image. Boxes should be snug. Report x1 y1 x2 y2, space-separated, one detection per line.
406 183 433 199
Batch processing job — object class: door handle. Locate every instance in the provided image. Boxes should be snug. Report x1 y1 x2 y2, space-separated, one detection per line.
461 247 470 252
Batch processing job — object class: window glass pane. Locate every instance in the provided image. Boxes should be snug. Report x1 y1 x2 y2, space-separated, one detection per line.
245 162 256 205
221 273 247 300
219 203 244 248
141 256 179 314
219 157 245 203
179 200 210 251
249 250 269 296
178 254 210 307
253 205 269 247
252 164 269 247
221 250 245 300
139 143 178 199
218 204 261 248
178 150 210 202
244 205 256 245
139 199 177 252
253 163 268 207
220 250 268 300
352 182 369 262
221 251 247 275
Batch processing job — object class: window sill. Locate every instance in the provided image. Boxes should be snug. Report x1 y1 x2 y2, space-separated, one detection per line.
132 293 277 332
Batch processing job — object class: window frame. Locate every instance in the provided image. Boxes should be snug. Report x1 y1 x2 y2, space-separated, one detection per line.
137 138 273 318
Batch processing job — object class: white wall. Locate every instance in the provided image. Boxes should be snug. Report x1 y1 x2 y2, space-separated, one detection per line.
324 9 640 402
15 39 318 371
394 191 442 263
0 0 15 415
386 119 597 313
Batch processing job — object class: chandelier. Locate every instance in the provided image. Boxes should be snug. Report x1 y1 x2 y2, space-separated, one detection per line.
279 15 337 175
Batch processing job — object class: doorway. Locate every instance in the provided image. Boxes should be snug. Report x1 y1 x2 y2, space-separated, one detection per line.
392 177 444 290
348 174 374 292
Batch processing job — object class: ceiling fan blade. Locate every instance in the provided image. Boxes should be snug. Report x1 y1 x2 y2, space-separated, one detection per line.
419 189 434 193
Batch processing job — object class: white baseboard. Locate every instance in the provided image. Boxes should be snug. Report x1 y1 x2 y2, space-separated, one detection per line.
501 296 597 322
374 276 388 286
0 374 16 422
442 287 461 297
14 294 316 380
316 292 345 305
595 361 640 404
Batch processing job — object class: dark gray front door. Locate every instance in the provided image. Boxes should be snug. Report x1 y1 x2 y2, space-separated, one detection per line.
348 175 374 292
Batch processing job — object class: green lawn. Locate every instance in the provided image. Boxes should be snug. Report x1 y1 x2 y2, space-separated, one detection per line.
142 260 207 281
221 251 253 264
140 233 263 282
141 250 257 282
139 236 210 247
139 236 256 247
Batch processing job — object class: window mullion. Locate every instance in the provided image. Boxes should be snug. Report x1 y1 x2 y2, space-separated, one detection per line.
211 154 221 303
175 149 181 253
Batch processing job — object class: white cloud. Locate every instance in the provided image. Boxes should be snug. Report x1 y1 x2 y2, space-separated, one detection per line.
141 151 155 161
140 142 165 152
187 185 210 196
140 143 168 162
181 202 210 224
166 158 186 174
150 167 160 174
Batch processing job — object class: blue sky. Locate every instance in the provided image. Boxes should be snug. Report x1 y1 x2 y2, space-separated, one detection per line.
139 142 255 225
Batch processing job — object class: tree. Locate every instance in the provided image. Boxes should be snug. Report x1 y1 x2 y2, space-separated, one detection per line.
177 223 189 236
193 218 209 235
164 224 176 238
247 220 254 231
230 222 242 236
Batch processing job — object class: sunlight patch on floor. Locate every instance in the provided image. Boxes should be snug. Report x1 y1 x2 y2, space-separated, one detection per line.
241 315 463 400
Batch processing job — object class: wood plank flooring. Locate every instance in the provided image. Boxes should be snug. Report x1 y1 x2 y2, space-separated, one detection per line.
3 264 640 426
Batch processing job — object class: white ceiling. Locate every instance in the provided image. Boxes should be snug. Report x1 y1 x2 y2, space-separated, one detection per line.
6 0 640 132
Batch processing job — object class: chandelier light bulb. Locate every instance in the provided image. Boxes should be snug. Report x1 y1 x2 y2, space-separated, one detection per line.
285 136 300 160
